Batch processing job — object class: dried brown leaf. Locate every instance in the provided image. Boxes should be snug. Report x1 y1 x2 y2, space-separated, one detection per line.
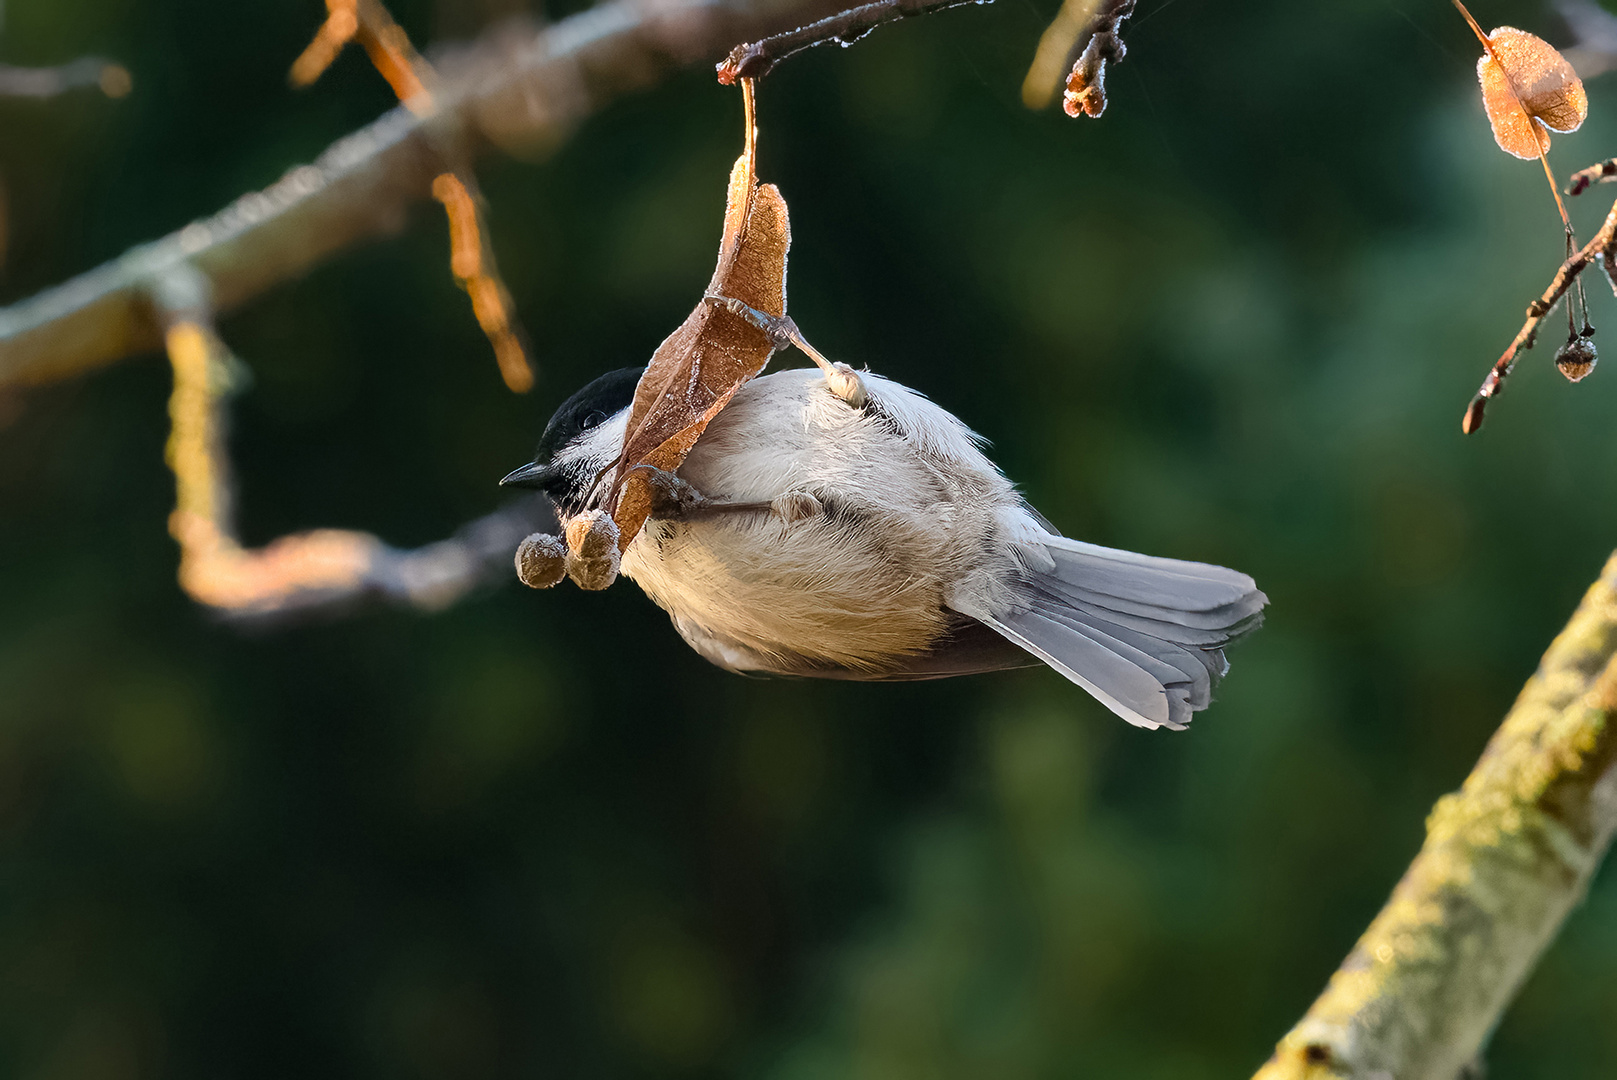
606 84 790 551
1476 26 1587 159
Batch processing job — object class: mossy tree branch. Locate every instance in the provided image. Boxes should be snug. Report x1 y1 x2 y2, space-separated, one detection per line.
1253 552 1617 1080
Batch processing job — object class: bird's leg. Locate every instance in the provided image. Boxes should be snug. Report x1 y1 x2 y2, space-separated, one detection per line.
706 294 867 407
632 465 767 521
630 465 822 524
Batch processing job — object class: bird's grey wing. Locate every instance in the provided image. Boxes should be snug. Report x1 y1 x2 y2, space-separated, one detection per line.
983 535 1267 730
671 612 1038 682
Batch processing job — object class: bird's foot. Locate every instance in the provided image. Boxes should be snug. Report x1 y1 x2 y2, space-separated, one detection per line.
705 294 867 408
770 491 822 523
631 465 713 519
633 466 820 525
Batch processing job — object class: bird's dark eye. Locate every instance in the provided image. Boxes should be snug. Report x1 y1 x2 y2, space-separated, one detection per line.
580 409 607 430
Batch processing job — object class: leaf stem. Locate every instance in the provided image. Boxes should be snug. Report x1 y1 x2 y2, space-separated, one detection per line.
1453 1 1574 233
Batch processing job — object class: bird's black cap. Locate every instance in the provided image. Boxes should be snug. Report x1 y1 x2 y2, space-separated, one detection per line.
500 366 644 491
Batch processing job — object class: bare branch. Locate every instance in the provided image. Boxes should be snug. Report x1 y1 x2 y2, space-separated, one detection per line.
216 497 559 622
0 0 847 393
715 0 985 85
1461 193 1617 434
1252 551 1617 1080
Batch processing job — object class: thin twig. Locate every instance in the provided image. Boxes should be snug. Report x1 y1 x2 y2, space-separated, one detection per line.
432 171 533 392
292 0 537 391
1461 195 1617 434
1252 550 1617 1080
1567 157 1617 196
0 0 848 392
716 0 985 84
290 0 433 112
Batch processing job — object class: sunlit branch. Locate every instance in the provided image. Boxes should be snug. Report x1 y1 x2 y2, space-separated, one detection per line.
290 0 431 110
1251 551 1617 1080
432 172 534 393
0 0 848 392
290 0 534 391
152 265 554 618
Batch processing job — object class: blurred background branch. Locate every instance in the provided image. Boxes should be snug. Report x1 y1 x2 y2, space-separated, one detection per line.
151 262 554 620
1558 0 1617 80
1254 551 1617 1080
290 0 434 107
0 56 129 100
0 0 848 616
290 0 537 392
0 0 844 393
0 0 130 101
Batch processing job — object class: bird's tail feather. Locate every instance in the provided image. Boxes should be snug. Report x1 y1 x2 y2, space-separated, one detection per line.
985 536 1267 730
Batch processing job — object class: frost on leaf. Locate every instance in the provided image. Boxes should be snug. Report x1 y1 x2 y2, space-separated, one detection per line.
1476 26 1587 160
604 83 790 552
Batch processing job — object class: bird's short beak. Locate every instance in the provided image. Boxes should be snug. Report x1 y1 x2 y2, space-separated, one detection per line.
500 461 556 490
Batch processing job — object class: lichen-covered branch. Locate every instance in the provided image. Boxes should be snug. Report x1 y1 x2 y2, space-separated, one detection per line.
0 0 844 392
1252 551 1617 1080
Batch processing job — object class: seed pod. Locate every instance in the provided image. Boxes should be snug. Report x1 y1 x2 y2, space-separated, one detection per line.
564 510 621 591
1555 335 1598 383
514 532 567 589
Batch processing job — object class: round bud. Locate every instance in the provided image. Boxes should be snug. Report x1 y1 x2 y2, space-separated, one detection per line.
1556 336 1598 383
515 532 567 589
564 510 622 591
565 510 619 558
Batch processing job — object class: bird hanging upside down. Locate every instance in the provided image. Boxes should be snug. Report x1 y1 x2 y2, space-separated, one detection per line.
502 353 1266 731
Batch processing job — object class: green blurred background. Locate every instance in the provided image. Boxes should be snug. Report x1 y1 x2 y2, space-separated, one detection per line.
3 0 1617 1076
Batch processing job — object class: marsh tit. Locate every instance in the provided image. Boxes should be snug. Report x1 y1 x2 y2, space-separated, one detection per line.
501 363 1266 730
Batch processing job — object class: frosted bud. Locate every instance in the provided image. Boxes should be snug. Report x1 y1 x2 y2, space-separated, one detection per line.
564 510 621 591
1556 335 1597 383
515 532 568 589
